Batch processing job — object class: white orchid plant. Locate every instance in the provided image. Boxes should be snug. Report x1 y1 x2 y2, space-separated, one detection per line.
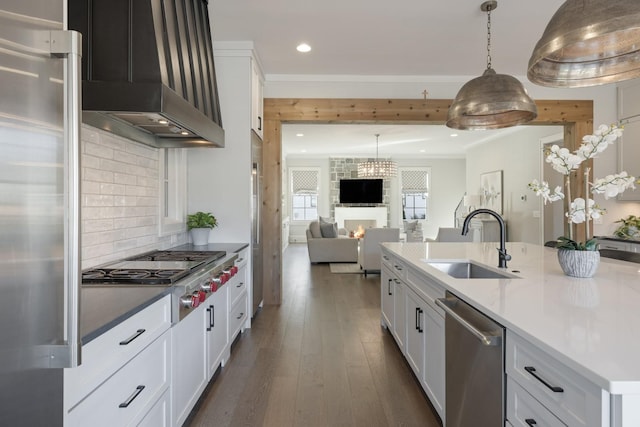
529 123 636 250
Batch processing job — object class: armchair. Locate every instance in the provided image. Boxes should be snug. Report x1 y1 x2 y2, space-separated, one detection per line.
359 228 400 276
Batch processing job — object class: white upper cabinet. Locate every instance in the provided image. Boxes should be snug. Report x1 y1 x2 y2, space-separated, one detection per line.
251 58 264 139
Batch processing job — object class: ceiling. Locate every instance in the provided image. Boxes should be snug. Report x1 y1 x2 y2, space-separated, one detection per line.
210 0 566 157
210 0 565 77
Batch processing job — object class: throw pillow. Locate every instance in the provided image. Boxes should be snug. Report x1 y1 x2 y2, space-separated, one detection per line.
319 216 334 224
404 220 418 232
309 221 322 238
320 221 338 238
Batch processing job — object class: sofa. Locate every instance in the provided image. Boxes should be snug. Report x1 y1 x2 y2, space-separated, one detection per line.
306 219 359 263
359 227 400 276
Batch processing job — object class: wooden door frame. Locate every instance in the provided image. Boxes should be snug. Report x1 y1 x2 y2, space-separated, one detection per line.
262 98 594 305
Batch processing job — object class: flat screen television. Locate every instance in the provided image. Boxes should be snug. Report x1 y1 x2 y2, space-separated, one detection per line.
339 179 383 204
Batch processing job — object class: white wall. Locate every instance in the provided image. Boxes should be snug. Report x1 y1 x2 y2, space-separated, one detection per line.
188 54 253 244
466 126 561 244
266 75 640 239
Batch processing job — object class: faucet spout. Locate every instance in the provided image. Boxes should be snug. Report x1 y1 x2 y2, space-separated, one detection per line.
461 208 511 269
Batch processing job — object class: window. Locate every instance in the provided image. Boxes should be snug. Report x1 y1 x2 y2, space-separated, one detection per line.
159 148 187 236
290 168 319 221
400 168 430 220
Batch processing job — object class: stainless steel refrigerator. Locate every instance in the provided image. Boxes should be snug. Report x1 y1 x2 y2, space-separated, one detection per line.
0 1 82 425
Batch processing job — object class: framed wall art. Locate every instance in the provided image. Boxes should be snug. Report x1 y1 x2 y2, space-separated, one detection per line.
480 170 503 215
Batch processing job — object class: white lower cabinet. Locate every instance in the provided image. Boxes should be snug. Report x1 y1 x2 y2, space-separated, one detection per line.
505 331 609 427
64 295 171 427
206 285 229 375
66 329 171 427
381 249 445 423
138 389 170 427
171 303 207 427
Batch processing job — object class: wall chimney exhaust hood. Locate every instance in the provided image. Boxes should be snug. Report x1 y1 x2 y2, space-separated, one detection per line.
69 0 224 148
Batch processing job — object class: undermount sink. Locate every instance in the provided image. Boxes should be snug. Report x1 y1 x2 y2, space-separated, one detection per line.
425 261 518 279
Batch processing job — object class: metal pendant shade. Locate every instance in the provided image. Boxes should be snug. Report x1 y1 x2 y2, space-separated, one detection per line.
357 134 397 178
447 1 537 130
528 0 640 88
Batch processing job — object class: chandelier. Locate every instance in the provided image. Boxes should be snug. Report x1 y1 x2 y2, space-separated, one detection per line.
357 134 397 178
446 1 537 130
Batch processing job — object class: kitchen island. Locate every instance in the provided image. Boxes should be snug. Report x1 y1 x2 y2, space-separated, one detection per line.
381 241 640 427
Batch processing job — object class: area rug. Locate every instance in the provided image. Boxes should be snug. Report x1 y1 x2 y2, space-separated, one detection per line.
329 263 362 274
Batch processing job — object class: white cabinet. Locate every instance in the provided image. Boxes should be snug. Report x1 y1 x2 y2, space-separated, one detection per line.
206 285 229 377
64 295 172 427
251 58 264 139
505 331 609 427
380 249 445 422
171 304 208 427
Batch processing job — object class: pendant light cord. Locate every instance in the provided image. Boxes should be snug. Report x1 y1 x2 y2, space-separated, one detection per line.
486 3 492 70
375 133 380 160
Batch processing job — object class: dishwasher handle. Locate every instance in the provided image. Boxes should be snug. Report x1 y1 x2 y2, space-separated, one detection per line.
436 297 501 347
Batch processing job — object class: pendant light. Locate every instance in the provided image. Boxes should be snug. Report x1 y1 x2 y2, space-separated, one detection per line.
357 134 397 178
446 1 538 130
528 0 640 88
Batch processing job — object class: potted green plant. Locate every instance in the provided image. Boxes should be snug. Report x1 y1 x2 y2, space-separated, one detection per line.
187 212 218 246
614 215 640 240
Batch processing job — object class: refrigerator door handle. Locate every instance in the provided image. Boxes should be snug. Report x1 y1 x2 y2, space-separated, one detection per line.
48 30 83 368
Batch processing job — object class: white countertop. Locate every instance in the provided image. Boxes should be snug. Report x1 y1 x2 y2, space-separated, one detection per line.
381 241 640 395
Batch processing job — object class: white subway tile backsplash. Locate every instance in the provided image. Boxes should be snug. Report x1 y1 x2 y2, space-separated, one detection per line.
81 125 188 268
85 141 114 159
84 168 114 183
113 172 137 185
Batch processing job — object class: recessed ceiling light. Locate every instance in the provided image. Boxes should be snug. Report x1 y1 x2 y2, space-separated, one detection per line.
301 149 307 153
158 119 168 125
180 131 189 135
296 43 311 53
450 133 458 137
296 133 304 137
419 149 426 153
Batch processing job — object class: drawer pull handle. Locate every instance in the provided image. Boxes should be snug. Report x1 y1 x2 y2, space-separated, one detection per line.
383 255 389 260
524 366 564 393
237 282 243 288
119 329 146 345
237 257 244 263
388 279 393 296
525 419 537 426
394 265 403 271
237 312 244 319
119 385 145 408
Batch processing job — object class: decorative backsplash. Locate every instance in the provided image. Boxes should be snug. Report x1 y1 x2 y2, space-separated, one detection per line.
329 157 390 223
80 125 188 269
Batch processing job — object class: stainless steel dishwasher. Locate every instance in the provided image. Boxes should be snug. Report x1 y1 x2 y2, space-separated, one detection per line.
436 291 505 427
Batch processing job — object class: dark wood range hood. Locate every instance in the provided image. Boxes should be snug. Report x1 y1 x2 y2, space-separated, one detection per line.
69 0 224 148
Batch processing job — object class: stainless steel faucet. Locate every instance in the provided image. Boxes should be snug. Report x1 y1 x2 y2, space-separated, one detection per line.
462 208 511 268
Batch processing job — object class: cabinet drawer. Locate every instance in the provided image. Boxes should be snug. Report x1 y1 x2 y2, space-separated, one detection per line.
506 332 607 427
65 295 171 409
137 388 169 427
235 247 249 270
229 267 247 306
507 376 566 427
229 294 248 340
67 331 170 427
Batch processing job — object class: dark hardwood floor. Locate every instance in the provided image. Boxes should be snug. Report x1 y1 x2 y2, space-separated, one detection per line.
186 243 441 427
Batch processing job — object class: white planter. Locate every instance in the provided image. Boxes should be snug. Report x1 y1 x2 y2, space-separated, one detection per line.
190 228 211 246
557 249 600 278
